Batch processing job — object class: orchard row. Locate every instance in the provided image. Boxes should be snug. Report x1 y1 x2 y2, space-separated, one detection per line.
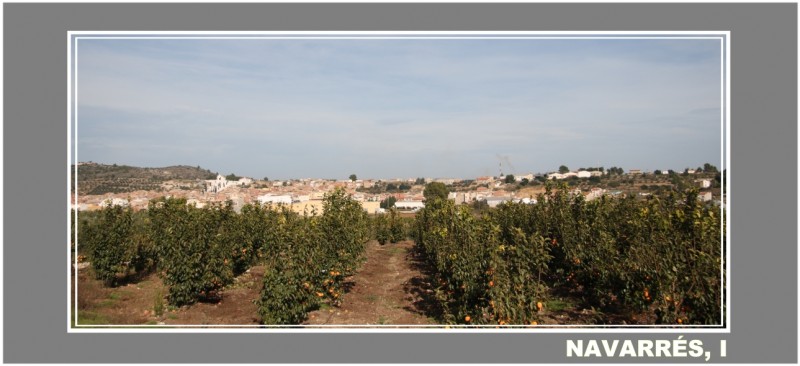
412 183 723 325
76 188 371 324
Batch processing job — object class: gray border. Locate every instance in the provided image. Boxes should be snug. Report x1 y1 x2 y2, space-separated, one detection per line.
4 3 796 363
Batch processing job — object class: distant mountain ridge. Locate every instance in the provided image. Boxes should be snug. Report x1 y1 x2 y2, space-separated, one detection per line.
73 163 217 195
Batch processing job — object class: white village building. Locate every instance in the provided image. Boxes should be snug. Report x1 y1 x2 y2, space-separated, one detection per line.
205 174 253 193
395 200 425 211
257 194 293 205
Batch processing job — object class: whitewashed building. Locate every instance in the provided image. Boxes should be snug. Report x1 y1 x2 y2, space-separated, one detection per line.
695 179 712 188
257 194 292 205
395 201 425 211
486 197 513 208
515 197 537 204
206 174 253 193
515 173 534 182
585 188 607 201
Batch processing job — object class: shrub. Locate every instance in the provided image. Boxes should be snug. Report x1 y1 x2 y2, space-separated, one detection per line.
374 208 407 245
84 205 135 287
257 259 318 324
374 213 390 245
148 198 235 306
255 188 369 324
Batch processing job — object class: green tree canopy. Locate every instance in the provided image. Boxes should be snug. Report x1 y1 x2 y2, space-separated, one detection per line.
470 199 489 211
380 196 397 209
558 165 570 174
349 174 357 182
504 174 516 184
423 182 449 202
607 167 624 175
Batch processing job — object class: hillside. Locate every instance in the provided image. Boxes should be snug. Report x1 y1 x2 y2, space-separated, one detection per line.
73 163 217 195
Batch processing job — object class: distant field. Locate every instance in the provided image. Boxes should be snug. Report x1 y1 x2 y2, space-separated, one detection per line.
515 186 547 198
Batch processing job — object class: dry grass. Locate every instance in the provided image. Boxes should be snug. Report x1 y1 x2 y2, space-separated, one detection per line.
76 269 106 310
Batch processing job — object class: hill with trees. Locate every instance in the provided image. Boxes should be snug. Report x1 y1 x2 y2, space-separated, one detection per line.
73 163 217 195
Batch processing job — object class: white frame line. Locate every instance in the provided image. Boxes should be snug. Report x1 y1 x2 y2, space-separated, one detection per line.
68 30 731 334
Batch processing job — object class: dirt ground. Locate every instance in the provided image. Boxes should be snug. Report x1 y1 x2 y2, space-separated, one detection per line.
303 240 437 326
73 265 263 326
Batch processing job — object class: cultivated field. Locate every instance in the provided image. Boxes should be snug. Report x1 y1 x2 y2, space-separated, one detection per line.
73 183 723 328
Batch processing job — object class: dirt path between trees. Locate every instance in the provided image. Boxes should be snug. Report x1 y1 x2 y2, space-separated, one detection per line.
75 240 439 327
303 240 438 326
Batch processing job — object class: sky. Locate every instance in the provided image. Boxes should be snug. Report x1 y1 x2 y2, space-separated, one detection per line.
76 36 723 180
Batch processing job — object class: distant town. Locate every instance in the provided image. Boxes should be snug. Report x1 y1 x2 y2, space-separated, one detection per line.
71 162 724 214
